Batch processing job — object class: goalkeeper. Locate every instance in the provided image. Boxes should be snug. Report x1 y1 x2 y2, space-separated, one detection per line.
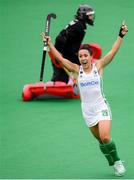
51 4 95 83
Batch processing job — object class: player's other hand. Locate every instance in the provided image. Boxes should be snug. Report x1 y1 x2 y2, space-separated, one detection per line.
119 20 128 38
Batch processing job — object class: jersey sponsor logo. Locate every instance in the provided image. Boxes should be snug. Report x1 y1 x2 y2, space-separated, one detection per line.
80 81 99 87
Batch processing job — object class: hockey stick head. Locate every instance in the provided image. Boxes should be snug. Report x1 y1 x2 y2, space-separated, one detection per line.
45 13 57 36
47 13 56 20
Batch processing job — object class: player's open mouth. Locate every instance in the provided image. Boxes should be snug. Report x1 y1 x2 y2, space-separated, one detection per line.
82 59 88 65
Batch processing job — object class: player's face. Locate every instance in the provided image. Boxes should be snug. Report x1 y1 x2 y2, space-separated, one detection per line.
78 49 92 69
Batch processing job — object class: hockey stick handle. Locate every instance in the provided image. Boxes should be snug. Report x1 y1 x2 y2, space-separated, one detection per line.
40 13 56 81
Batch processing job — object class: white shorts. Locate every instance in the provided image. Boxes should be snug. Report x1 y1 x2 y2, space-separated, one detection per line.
81 100 112 127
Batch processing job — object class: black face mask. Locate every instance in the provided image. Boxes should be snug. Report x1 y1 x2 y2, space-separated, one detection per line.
75 12 95 26
86 18 94 26
85 13 95 26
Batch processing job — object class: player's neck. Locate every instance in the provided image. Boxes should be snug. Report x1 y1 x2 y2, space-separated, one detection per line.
83 63 92 74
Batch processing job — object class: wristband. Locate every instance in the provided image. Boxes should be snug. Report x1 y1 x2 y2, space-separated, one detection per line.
119 27 124 38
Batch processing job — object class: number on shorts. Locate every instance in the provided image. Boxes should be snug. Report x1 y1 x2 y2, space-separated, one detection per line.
102 109 108 116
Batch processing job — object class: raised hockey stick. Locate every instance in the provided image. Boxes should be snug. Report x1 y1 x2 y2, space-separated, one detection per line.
40 13 56 81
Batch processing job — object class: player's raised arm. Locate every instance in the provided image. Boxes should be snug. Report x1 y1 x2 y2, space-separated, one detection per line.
97 21 128 71
41 33 79 74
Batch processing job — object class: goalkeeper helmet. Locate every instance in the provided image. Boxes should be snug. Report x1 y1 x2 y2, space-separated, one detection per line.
75 4 95 26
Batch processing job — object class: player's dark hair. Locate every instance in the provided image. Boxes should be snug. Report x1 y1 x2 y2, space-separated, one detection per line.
79 44 93 56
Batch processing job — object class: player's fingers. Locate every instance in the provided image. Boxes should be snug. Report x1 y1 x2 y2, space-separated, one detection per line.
122 25 128 32
122 20 125 26
125 27 128 32
40 32 44 38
